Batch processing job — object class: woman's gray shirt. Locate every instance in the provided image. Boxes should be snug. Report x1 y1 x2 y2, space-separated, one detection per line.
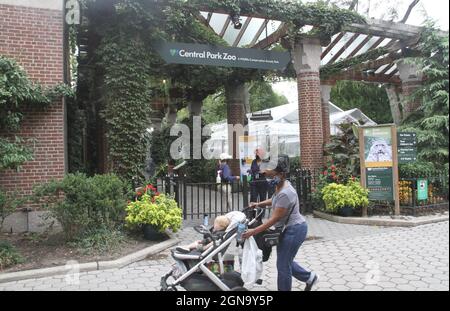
271 181 306 228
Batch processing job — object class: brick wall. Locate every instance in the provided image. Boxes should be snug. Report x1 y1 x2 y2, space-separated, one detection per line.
0 3 65 199
297 72 324 172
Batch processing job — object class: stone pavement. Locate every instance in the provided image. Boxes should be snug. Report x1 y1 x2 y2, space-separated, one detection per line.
0 217 448 291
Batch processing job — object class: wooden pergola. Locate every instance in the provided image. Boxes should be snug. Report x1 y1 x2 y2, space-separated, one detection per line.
195 10 446 87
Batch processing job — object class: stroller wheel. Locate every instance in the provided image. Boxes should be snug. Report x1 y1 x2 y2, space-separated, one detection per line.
231 286 248 291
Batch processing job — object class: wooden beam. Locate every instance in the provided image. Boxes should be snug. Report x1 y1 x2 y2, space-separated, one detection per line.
344 19 425 40
387 68 399 79
368 37 385 51
345 35 372 59
233 17 252 47
321 32 345 59
327 33 360 64
379 63 395 75
326 72 402 85
249 19 269 46
206 12 213 24
219 16 231 38
252 23 288 49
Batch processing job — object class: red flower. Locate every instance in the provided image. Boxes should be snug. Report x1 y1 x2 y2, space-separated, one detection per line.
155 192 160 196
323 171 328 176
137 192 142 196
331 165 336 171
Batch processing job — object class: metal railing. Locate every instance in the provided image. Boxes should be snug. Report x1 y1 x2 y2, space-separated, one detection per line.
157 170 314 220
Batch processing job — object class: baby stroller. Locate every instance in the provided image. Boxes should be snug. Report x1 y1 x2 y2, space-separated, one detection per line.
160 207 269 291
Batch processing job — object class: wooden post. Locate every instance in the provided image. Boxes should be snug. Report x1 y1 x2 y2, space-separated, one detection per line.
392 126 401 216
358 127 368 217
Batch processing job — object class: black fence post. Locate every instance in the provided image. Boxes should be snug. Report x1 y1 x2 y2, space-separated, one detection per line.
182 177 187 220
242 175 249 209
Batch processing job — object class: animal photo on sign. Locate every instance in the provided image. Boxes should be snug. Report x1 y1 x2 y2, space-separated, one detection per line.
366 139 393 162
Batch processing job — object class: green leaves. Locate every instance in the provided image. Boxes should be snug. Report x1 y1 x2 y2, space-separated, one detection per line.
0 55 73 171
401 24 449 169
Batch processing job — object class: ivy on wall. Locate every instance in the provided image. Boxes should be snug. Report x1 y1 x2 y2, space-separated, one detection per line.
0 55 73 171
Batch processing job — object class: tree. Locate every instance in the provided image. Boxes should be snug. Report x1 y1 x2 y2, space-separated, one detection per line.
401 24 449 170
330 80 393 124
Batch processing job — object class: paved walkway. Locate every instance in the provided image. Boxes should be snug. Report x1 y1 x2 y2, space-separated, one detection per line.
0 218 448 291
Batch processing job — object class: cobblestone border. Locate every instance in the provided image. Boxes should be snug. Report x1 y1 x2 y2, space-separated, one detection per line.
313 210 449 227
0 238 180 284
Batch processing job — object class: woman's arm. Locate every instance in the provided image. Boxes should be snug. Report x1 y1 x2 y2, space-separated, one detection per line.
251 198 272 208
242 207 287 238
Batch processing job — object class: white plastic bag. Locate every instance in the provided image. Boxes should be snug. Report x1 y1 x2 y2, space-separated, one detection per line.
241 236 263 286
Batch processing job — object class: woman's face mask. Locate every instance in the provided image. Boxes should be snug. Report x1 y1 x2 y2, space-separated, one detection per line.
269 176 282 187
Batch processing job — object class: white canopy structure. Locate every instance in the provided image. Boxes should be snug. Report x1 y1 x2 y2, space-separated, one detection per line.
205 102 376 158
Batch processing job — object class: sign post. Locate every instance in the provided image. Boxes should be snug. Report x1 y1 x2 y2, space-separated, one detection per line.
359 125 400 216
398 132 418 164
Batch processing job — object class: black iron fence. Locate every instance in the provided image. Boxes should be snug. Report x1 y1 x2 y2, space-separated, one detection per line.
156 170 314 220
398 175 449 216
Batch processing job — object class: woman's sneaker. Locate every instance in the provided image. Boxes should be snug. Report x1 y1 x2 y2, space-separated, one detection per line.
304 272 319 291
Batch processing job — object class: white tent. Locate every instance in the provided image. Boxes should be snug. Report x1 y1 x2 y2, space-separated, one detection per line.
205 102 376 157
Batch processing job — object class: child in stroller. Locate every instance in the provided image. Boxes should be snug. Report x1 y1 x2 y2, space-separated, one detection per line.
160 208 269 291
175 215 230 254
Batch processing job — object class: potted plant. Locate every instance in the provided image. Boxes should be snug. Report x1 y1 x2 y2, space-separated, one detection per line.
125 185 182 241
321 181 369 217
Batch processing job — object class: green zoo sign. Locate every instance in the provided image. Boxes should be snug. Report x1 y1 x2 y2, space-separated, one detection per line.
156 42 291 70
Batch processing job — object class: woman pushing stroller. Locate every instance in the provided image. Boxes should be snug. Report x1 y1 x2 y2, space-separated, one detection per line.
242 156 319 291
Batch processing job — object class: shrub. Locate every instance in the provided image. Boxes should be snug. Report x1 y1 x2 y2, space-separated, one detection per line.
0 240 24 270
0 189 25 231
68 227 125 255
322 181 369 214
34 173 128 241
125 193 182 233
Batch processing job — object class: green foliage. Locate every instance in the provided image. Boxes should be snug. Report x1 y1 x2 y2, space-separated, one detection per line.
0 137 34 171
125 193 182 233
99 35 153 183
33 173 129 241
0 189 26 231
186 0 365 39
322 181 369 213
399 161 442 179
401 24 449 169
324 123 360 178
68 227 126 255
330 80 393 124
0 240 24 270
0 55 73 171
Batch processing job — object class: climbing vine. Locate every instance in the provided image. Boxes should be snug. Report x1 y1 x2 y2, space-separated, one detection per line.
0 55 73 171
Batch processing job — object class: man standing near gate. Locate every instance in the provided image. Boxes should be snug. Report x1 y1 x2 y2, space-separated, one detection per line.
217 153 240 210
249 147 269 204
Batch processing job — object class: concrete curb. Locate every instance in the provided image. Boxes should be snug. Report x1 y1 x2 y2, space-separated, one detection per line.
0 238 180 284
313 210 449 227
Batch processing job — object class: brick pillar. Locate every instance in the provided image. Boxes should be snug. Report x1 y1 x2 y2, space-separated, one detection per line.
292 38 324 173
0 1 65 197
225 83 247 176
397 60 423 120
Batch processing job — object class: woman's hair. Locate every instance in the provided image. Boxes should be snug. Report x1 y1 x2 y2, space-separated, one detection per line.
214 215 230 231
